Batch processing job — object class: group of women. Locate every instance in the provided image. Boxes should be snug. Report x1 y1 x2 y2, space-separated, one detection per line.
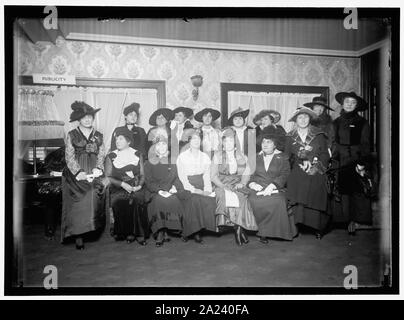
61 91 372 250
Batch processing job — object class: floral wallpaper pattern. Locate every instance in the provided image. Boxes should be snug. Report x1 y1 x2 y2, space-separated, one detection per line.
17 35 360 118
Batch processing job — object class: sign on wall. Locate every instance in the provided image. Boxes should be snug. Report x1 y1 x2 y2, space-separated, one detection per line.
33 74 76 85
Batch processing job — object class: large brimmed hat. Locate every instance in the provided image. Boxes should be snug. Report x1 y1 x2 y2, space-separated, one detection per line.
304 96 334 111
194 107 221 122
335 92 368 111
149 108 174 126
173 106 193 119
267 110 281 124
288 106 318 122
228 107 250 125
123 102 140 116
69 101 100 122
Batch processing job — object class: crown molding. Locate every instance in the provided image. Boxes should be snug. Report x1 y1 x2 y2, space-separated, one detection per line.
356 38 390 56
66 32 370 58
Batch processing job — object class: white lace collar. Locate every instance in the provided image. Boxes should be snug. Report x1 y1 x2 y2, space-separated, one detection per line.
112 147 139 168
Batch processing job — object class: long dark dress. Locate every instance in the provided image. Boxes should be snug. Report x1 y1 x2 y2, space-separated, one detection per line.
144 158 185 235
211 151 258 231
61 128 106 241
105 148 149 239
110 124 147 156
333 110 371 223
176 149 217 237
285 125 330 232
248 151 297 240
311 112 334 150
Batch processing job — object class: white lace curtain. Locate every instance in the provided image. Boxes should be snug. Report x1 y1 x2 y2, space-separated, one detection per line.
19 85 158 153
228 91 319 132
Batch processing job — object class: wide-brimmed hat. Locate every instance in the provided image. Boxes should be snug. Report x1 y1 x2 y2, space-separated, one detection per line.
267 110 281 124
149 108 174 126
69 101 100 122
123 102 140 116
258 132 283 147
288 107 318 122
303 96 334 111
194 107 221 122
228 107 250 125
173 106 193 119
335 92 368 111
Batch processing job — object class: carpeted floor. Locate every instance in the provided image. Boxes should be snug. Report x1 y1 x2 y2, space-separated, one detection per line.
18 222 383 288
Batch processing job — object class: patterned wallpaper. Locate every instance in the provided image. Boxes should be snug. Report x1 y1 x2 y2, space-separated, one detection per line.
17 34 360 120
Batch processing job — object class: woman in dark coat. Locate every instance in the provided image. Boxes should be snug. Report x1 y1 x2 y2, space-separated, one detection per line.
303 96 335 151
144 136 186 247
211 129 258 245
248 134 297 243
176 129 217 244
105 127 149 245
110 102 147 156
333 92 371 235
146 107 173 157
61 101 106 250
253 109 286 152
284 107 330 239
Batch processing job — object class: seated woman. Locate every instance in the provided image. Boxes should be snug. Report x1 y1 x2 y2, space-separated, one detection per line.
176 129 217 244
248 134 297 243
144 136 186 247
211 129 258 246
105 127 149 245
253 110 286 152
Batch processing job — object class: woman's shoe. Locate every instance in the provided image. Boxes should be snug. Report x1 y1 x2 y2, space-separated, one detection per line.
136 238 147 246
234 226 242 246
155 231 164 247
163 231 171 242
181 235 188 242
240 228 249 244
259 237 269 244
75 237 84 250
315 232 323 240
194 233 204 244
126 235 135 244
348 221 356 236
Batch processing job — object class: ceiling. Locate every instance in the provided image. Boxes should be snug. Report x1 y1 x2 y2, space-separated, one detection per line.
18 17 389 53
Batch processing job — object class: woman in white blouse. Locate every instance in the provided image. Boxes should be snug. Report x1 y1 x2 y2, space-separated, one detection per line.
176 129 217 244
194 107 222 159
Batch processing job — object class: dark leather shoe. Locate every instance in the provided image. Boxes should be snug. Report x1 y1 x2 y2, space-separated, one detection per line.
126 235 135 243
155 240 164 247
194 233 204 244
259 237 269 244
137 239 147 246
181 236 188 242
315 232 323 240
240 229 249 244
75 244 85 250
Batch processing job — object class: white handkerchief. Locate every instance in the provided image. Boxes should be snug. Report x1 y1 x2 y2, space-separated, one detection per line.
126 171 134 178
158 190 172 198
225 189 240 207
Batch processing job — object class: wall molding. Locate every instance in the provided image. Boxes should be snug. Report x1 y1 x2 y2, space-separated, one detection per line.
66 32 378 58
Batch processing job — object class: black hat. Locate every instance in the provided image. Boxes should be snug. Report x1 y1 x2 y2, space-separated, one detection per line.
123 102 140 116
228 107 250 125
149 108 174 126
303 96 334 111
288 107 318 122
173 106 193 119
194 108 221 122
69 101 100 122
114 127 134 146
258 132 283 148
335 92 368 111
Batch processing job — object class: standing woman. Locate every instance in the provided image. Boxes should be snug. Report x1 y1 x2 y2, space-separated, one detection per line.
176 129 217 244
248 134 296 243
285 107 330 239
225 107 254 157
303 96 335 152
146 107 174 157
170 106 194 163
194 107 222 158
211 129 258 246
144 136 186 247
62 101 106 250
253 110 286 152
105 127 148 245
333 92 371 235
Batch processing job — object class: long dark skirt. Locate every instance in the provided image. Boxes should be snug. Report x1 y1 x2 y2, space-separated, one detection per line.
61 175 106 241
249 192 297 240
292 204 330 232
182 174 217 237
111 189 149 238
148 193 184 235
